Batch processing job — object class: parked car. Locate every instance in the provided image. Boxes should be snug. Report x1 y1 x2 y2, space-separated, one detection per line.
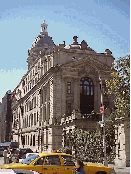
1 153 116 174
0 147 4 156
11 148 33 163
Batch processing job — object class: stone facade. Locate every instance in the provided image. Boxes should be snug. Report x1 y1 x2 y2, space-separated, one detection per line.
115 117 130 167
0 102 1 142
0 90 12 142
11 21 114 152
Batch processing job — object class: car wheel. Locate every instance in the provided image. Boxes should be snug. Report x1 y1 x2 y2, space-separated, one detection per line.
96 172 107 174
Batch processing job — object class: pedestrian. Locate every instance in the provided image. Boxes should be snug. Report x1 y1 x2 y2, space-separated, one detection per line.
6 149 11 163
35 150 38 153
74 160 86 174
53 149 57 153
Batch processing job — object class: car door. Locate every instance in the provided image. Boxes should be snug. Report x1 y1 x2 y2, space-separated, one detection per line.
61 155 76 174
31 156 45 173
42 155 65 174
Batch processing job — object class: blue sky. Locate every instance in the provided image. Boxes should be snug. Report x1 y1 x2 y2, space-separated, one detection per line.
0 0 130 101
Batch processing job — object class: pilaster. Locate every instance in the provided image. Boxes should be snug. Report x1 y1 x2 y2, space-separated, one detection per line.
61 79 66 116
73 77 80 111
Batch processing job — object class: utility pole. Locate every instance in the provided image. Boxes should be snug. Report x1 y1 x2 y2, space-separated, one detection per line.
99 74 108 167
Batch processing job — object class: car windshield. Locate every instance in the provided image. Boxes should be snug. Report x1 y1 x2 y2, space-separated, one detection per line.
22 155 39 165
27 154 36 158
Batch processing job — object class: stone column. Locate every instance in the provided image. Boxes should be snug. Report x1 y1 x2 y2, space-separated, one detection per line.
43 129 46 151
49 79 53 125
48 127 52 152
96 79 101 113
52 125 62 150
94 82 98 112
47 82 50 121
73 77 80 111
54 73 61 123
61 78 66 116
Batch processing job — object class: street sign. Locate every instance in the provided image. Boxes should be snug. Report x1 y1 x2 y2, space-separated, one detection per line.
100 106 104 113
98 121 103 124
105 118 112 121
98 121 104 127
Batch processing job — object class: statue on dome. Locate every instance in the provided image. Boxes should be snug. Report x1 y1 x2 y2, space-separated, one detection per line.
28 49 30 56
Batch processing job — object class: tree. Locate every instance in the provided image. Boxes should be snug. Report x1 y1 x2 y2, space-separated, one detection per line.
105 55 130 118
61 127 115 163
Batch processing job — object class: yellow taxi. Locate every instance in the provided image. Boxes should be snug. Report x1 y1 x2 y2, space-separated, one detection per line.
2 153 116 174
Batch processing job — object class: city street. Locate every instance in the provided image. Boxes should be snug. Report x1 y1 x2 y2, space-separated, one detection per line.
0 156 130 174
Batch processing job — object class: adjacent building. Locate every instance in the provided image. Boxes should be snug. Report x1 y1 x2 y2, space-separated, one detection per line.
0 102 1 143
11 21 114 152
115 117 130 167
1 90 12 142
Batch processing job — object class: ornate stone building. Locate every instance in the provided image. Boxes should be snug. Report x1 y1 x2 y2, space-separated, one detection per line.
11 21 114 152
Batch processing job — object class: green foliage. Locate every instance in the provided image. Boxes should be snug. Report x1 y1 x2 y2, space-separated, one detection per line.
59 146 72 155
105 55 130 118
65 125 115 164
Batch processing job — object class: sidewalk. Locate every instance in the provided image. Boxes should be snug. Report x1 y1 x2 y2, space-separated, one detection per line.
108 164 130 174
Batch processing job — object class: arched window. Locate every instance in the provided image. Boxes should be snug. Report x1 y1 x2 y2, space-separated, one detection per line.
80 77 94 114
80 77 94 96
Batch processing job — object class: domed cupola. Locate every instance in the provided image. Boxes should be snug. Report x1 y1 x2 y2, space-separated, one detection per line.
27 21 55 70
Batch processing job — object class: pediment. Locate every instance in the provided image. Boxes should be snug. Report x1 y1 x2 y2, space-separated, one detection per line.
61 56 112 73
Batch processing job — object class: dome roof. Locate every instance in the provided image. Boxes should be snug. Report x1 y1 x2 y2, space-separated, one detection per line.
32 35 55 48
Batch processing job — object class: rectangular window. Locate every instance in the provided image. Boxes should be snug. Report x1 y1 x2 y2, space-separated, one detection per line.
37 112 39 122
61 155 76 166
29 116 30 127
34 113 36 125
67 103 71 115
26 135 27 145
44 155 61 166
32 99 33 109
34 97 36 108
31 114 33 126
67 82 71 94
44 62 47 73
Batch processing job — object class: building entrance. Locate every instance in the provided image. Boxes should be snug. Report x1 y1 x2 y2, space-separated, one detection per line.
80 77 94 114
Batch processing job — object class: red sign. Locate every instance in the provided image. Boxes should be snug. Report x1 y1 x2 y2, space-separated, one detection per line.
100 106 104 113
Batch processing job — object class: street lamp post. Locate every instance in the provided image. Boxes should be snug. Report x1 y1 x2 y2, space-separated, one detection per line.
99 75 108 167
